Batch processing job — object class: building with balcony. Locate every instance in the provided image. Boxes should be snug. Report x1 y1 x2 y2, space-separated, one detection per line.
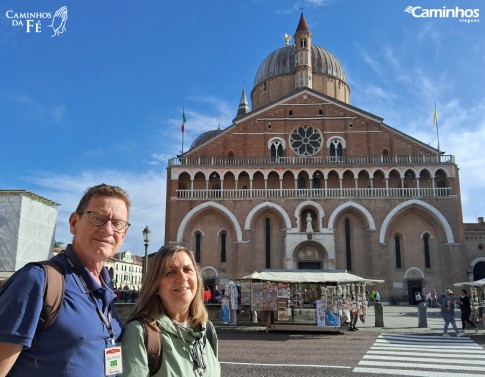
109 250 143 291
165 14 483 302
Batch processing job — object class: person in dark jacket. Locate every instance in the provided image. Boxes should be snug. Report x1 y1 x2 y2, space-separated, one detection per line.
458 289 478 334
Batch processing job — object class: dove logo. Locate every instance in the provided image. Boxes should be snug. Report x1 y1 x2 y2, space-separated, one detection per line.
49 6 68 37
404 5 479 22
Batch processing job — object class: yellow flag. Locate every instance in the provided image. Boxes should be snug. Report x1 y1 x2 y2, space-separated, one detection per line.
433 103 437 129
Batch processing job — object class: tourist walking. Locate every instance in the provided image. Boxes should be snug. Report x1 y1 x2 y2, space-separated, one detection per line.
441 289 464 337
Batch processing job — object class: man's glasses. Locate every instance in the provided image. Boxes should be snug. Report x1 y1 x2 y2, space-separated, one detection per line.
77 211 130 233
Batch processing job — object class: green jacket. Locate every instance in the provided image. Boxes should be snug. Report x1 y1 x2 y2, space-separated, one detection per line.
122 315 220 377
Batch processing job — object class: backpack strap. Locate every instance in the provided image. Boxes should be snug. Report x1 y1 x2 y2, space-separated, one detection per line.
138 319 215 376
139 318 162 376
205 320 216 350
35 260 65 332
0 260 64 334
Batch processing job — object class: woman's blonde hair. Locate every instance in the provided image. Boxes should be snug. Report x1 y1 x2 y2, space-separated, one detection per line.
127 245 208 327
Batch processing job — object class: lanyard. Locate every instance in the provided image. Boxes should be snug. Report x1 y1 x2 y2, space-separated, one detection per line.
174 323 206 377
63 253 116 345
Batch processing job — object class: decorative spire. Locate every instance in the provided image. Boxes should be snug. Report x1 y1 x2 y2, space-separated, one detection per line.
296 12 310 33
236 83 250 117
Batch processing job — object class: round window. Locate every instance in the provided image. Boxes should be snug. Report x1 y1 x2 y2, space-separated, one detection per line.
289 125 323 156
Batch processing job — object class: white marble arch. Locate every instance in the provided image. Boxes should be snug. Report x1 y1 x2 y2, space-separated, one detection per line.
379 199 454 245
200 266 218 278
244 202 292 230
177 201 243 243
404 267 425 279
294 200 325 231
327 202 376 231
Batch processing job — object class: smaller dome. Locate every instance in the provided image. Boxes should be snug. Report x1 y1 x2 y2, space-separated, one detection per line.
189 129 224 150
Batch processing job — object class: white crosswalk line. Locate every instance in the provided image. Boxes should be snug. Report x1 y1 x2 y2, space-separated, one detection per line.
358 360 485 372
353 333 485 376
367 350 485 358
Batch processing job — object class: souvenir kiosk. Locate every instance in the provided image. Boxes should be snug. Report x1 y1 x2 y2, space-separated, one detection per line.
453 278 485 325
241 270 383 332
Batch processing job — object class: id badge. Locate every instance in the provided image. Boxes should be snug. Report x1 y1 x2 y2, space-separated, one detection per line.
105 344 123 376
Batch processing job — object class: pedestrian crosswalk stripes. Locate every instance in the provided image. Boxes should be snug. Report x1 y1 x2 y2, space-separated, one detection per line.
353 333 485 376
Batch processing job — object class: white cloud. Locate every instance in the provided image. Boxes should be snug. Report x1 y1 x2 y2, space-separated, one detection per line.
1 91 68 124
350 36 485 224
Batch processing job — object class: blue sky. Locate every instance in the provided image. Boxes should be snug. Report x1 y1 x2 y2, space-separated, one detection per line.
1 0 483 255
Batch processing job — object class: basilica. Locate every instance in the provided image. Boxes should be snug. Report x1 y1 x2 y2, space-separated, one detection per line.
164 14 485 303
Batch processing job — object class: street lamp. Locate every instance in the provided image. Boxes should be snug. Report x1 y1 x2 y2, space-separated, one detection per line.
142 226 151 278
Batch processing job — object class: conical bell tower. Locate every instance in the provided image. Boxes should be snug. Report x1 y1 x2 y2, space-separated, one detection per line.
294 12 312 89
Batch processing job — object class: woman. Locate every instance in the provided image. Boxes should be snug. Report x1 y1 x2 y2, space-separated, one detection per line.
203 286 212 304
122 245 220 377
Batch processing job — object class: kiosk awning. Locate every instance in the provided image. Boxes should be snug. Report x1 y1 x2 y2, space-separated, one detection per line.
453 278 485 287
241 270 384 285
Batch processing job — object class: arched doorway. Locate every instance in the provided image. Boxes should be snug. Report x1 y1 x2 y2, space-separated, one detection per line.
472 261 485 281
201 267 218 291
405 267 425 305
294 243 326 270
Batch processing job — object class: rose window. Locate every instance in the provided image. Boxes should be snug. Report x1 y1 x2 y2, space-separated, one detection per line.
289 125 323 156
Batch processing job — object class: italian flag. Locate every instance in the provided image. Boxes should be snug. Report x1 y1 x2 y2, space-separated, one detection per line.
181 111 186 133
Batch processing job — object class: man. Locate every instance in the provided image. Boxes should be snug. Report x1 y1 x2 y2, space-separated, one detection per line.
0 184 131 377
374 291 380 303
441 289 463 337
458 289 478 334
369 290 376 306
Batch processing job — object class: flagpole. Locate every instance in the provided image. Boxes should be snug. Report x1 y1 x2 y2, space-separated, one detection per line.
436 118 440 159
181 108 185 154
433 103 440 161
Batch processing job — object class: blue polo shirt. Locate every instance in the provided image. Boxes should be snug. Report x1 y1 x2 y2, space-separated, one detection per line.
0 245 123 377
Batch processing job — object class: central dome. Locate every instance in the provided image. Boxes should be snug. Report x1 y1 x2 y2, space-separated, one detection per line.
254 44 347 88
250 14 351 111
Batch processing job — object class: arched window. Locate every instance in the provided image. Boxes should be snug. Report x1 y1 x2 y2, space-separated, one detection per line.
265 217 271 269
195 232 202 263
313 174 321 189
220 232 227 263
423 233 431 269
382 149 389 162
270 143 283 158
330 140 343 157
327 137 346 161
298 177 306 189
394 235 402 269
269 138 285 159
345 218 352 271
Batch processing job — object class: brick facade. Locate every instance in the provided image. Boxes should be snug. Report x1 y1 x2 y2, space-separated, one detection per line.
164 14 484 303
